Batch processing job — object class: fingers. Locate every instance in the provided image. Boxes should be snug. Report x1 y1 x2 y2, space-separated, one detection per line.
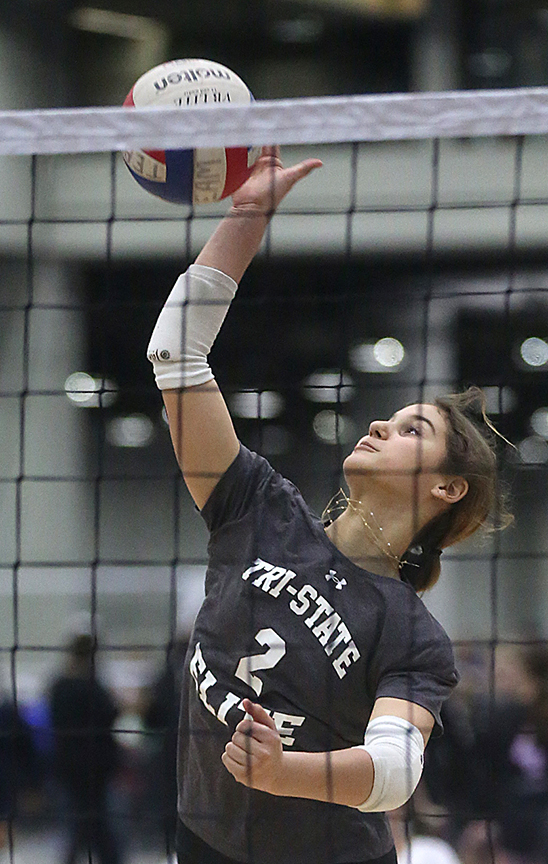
231 726 272 754
282 158 323 190
229 723 275 757
221 703 284 793
252 146 282 172
221 747 254 787
225 703 279 762
242 699 278 730
223 732 260 767
290 157 324 177
222 729 279 790
221 747 247 782
253 148 322 179
221 727 270 785
223 740 250 767
260 144 281 160
232 147 321 213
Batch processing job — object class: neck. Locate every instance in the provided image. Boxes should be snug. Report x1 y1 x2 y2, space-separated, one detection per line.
323 490 411 579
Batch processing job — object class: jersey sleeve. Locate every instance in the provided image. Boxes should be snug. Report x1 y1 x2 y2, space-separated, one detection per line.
199 445 278 534
373 610 460 736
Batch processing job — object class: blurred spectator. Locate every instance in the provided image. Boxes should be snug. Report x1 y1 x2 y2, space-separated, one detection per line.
49 634 123 864
143 637 188 856
424 642 548 864
389 783 463 864
0 683 42 847
390 806 462 863
20 692 54 770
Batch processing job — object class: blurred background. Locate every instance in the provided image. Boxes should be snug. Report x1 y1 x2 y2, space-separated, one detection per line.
1 1 548 862
6 0 548 106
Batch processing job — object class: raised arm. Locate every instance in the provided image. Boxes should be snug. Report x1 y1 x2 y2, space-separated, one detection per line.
148 148 322 509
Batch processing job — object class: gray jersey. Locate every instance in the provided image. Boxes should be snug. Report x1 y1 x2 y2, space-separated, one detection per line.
179 446 458 864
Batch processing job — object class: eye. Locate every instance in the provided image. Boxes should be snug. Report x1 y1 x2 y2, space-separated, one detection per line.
403 424 421 436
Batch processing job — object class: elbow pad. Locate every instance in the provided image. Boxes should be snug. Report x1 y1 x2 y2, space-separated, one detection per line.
147 264 238 390
355 715 425 813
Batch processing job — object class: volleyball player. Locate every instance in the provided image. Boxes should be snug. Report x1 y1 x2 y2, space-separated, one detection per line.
147 147 510 864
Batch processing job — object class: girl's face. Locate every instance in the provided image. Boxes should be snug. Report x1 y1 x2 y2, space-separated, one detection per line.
343 403 450 500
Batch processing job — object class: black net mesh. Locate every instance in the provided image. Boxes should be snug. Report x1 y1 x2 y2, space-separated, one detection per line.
1 92 548 863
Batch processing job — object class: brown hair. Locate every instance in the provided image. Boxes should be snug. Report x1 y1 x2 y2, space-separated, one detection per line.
400 386 513 592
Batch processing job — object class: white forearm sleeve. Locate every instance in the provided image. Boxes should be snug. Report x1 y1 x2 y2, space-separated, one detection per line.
355 716 425 813
147 263 238 390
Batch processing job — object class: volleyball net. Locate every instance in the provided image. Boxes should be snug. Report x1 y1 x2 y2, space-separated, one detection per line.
1 89 548 862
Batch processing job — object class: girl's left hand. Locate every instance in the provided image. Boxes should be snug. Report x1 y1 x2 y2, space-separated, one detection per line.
222 698 285 795
231 145 322 215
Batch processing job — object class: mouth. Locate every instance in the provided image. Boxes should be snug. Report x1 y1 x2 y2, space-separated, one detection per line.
354 440 378 453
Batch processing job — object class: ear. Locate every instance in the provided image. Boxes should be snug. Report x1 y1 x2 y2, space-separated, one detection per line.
431 476 469 505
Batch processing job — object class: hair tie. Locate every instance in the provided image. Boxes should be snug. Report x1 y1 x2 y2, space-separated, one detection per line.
399 545 443 590
401 544 443 566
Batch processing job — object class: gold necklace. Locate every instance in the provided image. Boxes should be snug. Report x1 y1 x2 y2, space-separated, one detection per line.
322 488 402 569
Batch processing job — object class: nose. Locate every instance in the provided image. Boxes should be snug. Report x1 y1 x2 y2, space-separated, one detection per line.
369 419 389 439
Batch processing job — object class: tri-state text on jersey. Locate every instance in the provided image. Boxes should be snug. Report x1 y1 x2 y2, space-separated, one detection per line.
241 557 361 679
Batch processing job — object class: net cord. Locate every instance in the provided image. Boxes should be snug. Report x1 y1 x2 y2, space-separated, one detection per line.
2 87 548 154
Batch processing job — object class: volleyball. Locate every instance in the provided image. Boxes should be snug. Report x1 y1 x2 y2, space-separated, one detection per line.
123 59 259 205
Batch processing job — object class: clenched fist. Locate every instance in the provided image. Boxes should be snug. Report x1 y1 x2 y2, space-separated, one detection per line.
222 699 286 795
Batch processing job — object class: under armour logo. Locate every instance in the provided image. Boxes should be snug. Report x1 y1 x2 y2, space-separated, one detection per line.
324 570 347 590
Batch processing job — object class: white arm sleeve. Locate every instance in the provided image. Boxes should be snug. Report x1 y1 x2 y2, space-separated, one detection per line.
354 715 425 813
147 263 238 390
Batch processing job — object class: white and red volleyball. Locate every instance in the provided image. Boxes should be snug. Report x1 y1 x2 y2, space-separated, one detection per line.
123 59 259 205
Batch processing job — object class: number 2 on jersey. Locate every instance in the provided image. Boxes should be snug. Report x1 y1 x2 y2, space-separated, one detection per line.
234 628 286 696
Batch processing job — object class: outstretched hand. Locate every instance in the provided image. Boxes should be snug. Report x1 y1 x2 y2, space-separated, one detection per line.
195 146 321 281
231 146 323 215
221 699 285 795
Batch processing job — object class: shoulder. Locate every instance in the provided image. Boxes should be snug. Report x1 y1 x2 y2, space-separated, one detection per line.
372 587 459 733
373 577 446 633
200 445 305 534
376 585 457 679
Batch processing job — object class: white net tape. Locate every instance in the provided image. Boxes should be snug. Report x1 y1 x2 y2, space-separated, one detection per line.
3 89 548 261
1 87 548 154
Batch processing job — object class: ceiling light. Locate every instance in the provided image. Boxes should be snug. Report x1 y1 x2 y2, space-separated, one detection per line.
65 372 117 408
349 338 405 373
468 50 512 79
530 407 548 439
519 337 548 368
481 386 517 415
299 0 426 20
312 410 356 445
303 370 355 403
518 436 548 464
107 414 155 448
373 337 405 368
230 390 285 420
271 16 324 44
70 7 167 41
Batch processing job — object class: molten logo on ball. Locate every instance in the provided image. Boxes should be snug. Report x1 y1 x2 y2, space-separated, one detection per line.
153 66 232 90
123 59 259 206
